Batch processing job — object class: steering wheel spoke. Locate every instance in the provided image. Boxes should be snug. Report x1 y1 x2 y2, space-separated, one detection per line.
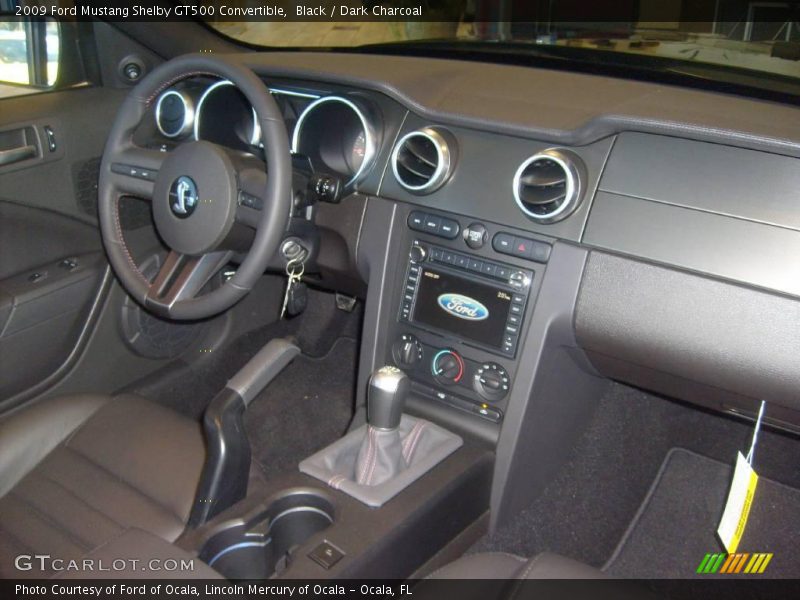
108 145 166 199
145 250 233 314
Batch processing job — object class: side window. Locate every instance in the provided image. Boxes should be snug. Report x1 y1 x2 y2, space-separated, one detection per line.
0 17 60 99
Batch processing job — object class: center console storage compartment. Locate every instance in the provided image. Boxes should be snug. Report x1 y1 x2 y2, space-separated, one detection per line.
198 490 334 580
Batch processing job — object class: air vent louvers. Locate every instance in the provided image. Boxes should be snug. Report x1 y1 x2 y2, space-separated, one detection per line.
392 128 456 194
513 149 585 223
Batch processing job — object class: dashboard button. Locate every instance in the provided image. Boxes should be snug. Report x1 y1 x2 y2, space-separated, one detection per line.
442 251 456 265
423 215 441 234
481 262 497 277
408 211 426 231
439 219 460 239
455 254 469 269
511 237 534 258
495 266 511 280
431 248 444 262
463 223 488 249
492 232 515 254
467 258 483 272
530 240 552 263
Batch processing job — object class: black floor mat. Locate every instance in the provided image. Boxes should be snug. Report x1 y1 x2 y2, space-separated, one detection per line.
245 337 357 480
469 383 800 569
605 448 800 579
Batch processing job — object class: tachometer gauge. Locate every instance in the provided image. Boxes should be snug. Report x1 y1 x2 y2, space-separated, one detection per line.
349 130 367 172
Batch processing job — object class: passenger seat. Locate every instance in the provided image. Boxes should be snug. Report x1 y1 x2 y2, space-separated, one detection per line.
421 552 653 599
426 552 607 579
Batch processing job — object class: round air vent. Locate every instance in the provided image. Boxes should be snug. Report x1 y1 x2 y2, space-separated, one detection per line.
391 127 456 194
513 149 585 223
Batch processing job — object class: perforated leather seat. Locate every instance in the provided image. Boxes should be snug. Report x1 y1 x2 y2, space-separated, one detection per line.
0 394 206 578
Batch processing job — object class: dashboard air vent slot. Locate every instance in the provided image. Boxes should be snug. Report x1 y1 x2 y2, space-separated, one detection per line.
392 127 456 194
513 149 585 223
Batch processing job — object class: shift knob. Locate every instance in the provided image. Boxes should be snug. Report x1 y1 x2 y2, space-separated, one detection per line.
367 366 409 430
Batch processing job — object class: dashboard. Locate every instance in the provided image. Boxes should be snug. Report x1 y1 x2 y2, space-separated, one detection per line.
144 52 800 436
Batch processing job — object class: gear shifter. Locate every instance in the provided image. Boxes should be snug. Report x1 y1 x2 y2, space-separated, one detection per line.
367 366 409 430
299 364 463 506
354 366 410 486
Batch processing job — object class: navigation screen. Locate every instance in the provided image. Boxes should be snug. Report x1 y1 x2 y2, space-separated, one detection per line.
412 267 513 348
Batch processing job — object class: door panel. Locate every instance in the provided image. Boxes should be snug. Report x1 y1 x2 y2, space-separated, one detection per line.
0 84 125 400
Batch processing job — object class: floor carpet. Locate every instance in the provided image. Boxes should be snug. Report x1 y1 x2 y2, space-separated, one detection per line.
605 447 800 579
470 383 800 571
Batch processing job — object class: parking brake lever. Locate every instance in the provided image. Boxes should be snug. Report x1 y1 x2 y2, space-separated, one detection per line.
188 337 300 527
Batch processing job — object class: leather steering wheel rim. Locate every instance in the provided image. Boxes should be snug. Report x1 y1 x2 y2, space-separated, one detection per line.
98 54 291 320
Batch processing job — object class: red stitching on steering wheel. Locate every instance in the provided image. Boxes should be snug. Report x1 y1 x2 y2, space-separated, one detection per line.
145 71 219 106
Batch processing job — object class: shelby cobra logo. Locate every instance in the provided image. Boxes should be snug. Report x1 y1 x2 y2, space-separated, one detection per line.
437 293 489 321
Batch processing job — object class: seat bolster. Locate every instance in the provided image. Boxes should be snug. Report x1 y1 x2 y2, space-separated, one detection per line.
0 394 109 498
55 528 224 580
426 552 528 579
426 552 608 580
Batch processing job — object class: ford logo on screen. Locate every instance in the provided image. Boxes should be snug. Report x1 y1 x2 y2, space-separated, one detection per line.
437 293 489 321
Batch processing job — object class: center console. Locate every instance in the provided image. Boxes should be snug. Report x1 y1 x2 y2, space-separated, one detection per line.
382 208 549 434
177 201 557 581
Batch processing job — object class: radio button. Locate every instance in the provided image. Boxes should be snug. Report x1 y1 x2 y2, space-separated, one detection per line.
481 262 497 277
512 293 526 304
431 248 444 262
495 266 511 280
455 254 469 269
442 251 456 265
510 304 523 316
467 258 483 272
408 211 426 231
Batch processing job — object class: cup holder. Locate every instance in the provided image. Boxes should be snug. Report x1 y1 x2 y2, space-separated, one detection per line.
199 490 334 579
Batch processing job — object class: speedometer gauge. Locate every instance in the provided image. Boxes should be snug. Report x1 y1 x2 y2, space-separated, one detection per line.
292 96 379 188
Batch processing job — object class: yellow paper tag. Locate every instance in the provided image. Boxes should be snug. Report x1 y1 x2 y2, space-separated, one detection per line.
717 452 758 554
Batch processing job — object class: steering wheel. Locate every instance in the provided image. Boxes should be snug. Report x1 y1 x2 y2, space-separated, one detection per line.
98 54 291 320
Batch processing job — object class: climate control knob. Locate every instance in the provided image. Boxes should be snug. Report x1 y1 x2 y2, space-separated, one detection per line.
473 362 510 401
392 334 423 368
431 349 464 385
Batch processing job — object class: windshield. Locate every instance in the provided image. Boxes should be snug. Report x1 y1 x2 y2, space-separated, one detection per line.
208 1 800 89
